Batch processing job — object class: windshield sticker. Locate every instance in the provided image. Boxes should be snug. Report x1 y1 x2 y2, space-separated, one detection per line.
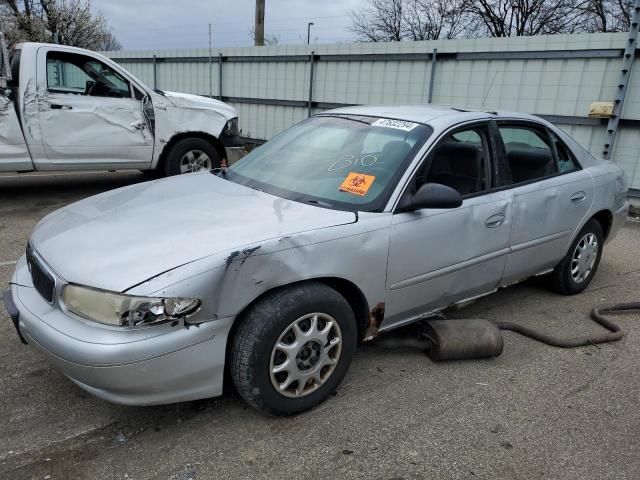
371 118 419 131
339 172 376 196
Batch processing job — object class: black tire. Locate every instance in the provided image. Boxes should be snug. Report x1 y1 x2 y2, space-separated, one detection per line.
549 218 603 295
230 282 357 416
164 138 221 176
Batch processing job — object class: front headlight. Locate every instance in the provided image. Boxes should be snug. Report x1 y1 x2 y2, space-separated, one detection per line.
62 284 201 327
222 117 238 137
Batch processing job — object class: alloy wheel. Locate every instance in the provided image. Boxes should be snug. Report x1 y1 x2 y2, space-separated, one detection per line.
270 313 342 398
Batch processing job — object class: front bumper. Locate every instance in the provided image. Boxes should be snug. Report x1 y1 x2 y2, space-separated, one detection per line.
6 256 234 405
221 133 245 165
224 146 245 165
3 289 27 344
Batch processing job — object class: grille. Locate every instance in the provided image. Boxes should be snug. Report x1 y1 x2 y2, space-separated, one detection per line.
26 244 55 303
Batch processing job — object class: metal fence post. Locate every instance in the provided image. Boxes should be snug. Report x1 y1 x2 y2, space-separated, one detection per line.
152 55 157 90
603 0 640 159
218 53 223 100
208 23 213 97
308 51 315 118
427 48 437 104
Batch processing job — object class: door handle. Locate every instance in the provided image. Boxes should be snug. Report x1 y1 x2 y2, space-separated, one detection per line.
131 121 145 130
570 191 586 203
485 213 505 228
50 104 72 110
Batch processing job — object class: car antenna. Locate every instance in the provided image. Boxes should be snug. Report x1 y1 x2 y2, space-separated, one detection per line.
481 70 499 109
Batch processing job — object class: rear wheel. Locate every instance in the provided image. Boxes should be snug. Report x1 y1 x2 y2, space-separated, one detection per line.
164 138 221 176
549 219 603 295
230 282 357 416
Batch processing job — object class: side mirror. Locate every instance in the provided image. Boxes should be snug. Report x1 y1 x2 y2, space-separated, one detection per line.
410 183 463 210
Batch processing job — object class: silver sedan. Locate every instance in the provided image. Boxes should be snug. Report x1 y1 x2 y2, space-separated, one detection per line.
4 105 629 415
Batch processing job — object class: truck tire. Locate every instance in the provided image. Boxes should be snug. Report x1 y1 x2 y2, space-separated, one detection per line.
164 138 221 176
549 218 603 295
230 282 357 416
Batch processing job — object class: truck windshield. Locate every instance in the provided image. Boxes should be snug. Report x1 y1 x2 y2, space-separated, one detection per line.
227 115 431 212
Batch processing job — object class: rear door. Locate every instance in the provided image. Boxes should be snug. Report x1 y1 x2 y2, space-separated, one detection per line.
496 122 594 284
383 121 513 328
35 47 153 170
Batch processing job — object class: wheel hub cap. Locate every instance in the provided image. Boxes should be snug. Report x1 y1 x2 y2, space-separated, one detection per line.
571 233 598 283
179 150 212 173
270 313 342 398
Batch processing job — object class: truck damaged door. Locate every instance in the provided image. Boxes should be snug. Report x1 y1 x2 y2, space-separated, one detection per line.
35 46 153 170
384 122 513 328
0 44 32 172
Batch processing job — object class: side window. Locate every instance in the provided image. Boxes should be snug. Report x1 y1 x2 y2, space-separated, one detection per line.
46 51 131 98
550 133 580 174
419 126 490 196
499 125 556 184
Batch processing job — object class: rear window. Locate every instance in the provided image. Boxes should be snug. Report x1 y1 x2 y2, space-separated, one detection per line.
498 125 557 184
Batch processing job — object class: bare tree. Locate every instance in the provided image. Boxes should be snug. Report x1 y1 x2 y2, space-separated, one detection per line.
248 26 280 46
462 0 589 37
0 0 120 50
578 0 633 32
350 0 636 41
351 0 403 42
403 0 476 40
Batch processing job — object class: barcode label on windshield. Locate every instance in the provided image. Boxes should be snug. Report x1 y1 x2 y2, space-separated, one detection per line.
371 118 419 131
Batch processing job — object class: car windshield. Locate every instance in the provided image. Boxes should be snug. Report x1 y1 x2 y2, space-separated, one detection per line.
226 115 432 212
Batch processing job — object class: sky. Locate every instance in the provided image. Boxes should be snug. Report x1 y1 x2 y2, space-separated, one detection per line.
91 0 363 51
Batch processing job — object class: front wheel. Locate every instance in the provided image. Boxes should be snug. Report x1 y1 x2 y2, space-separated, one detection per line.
230 282 357 416
164 138 221 176
549 219 603 295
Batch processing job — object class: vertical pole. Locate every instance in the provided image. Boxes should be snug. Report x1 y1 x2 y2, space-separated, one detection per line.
603 0 640 159
307 22 314 45
153 55 157 90
308 51 315 118
427 48 437 104
208 23 213 97
255 0 265 46
218 53 223 100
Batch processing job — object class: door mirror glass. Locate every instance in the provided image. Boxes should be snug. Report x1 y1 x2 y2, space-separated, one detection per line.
411 182 463 210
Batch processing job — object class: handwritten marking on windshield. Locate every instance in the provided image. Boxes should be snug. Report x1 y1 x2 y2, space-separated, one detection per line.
328 154 378 172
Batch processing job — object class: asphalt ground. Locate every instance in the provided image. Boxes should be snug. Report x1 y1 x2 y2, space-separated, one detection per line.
1 171 639 480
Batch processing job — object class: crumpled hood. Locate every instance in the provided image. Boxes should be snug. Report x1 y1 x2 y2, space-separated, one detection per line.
30 173 356 292
162 91 237 119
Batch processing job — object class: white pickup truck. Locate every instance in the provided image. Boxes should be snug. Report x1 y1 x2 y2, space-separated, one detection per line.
0 39 243 176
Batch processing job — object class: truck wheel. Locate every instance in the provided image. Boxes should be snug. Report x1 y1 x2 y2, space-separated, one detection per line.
230 282 357 416
549 219 603 295
164 138 221 176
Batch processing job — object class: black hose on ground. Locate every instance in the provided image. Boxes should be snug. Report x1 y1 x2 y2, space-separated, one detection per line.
493 302 640 348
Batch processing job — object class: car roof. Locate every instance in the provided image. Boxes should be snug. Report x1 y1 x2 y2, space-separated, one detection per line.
323 104 544 125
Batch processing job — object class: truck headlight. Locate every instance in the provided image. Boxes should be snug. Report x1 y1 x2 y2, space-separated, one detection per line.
62 284 200 327
222 117 238 137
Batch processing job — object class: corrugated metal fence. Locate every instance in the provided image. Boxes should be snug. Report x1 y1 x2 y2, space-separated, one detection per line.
106 32 640 192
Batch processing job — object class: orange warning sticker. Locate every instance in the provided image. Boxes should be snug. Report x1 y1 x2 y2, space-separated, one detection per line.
339 172 376 196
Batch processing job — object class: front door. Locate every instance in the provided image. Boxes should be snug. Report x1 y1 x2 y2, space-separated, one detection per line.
36 47 153 170
384 123 513 328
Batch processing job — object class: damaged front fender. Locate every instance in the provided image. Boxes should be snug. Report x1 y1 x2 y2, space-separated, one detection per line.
129 212 392 338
